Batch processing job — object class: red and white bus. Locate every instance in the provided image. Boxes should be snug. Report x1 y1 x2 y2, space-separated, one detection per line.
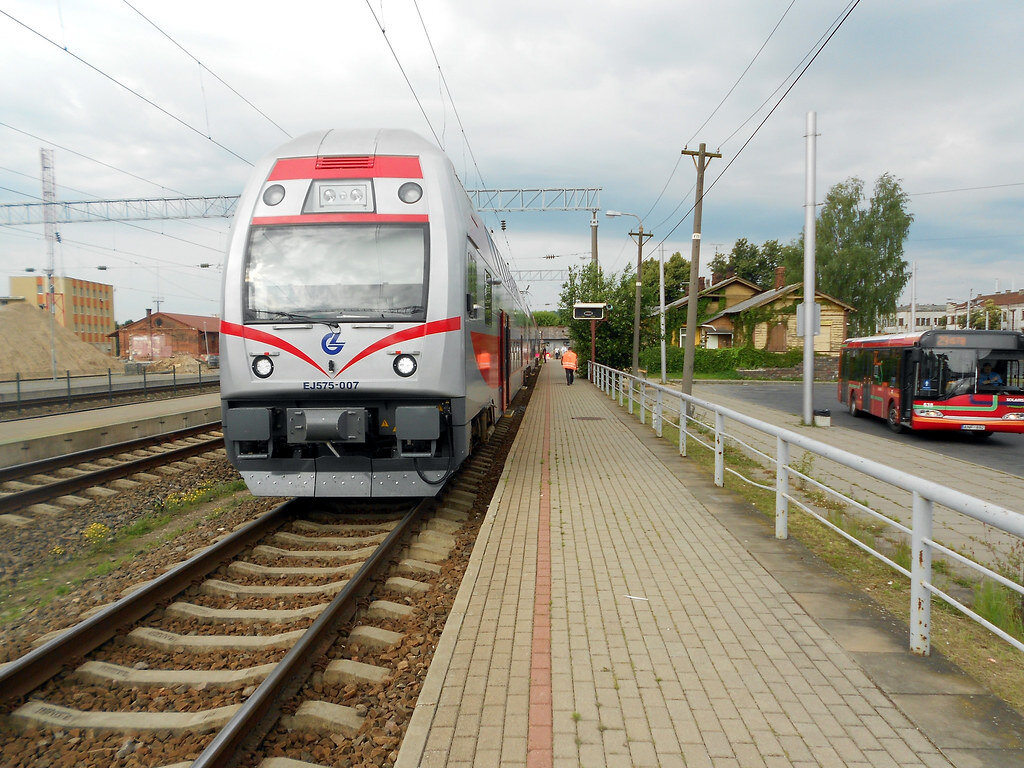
838 329 1024 436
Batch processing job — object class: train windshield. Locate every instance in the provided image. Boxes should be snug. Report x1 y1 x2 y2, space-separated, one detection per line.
243 223 428 323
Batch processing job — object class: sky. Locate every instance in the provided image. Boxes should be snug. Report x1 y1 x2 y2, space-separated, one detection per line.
1 0 1022 323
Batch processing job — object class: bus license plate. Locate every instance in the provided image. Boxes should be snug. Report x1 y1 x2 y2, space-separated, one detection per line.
961 425 985 431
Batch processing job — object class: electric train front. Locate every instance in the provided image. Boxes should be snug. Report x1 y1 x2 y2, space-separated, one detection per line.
220 132 466 498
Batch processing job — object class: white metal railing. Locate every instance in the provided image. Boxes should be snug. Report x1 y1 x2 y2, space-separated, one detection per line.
589 362 1024 656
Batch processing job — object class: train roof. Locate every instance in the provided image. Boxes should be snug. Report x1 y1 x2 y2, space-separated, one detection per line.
265 129 443 162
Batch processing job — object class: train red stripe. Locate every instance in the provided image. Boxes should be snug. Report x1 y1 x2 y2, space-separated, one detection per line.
339 317 462 373
268 156 423 181
219 321 329 377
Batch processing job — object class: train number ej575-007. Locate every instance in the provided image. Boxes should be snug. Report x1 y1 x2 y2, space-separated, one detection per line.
302 381 359 390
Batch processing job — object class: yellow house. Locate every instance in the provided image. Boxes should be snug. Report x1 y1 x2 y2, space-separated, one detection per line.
664 276 762 348
704 283 853 353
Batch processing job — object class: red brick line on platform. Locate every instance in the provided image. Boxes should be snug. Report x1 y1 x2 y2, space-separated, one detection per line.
527 389 553 767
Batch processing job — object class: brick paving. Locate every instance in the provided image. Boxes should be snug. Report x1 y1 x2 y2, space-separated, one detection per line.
395 364 1022 768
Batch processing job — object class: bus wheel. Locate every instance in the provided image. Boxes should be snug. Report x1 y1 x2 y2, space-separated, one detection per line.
848 393 859 417
886 402 904 433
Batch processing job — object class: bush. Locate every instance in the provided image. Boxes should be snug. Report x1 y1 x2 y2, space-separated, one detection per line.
639 345 803 376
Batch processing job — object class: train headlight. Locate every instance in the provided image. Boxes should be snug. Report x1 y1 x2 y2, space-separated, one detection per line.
252 355 275 379
398 182 423 204
916 409 943 418
393 354 417 377
306 181 373 212
262 184 286 206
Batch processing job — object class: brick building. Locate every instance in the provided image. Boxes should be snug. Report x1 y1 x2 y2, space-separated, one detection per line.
112 310 220 361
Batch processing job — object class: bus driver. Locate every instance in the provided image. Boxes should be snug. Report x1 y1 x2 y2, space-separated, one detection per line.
979 363 1003 387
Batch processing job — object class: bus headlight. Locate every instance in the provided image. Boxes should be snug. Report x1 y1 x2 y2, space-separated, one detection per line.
1002 412 1024 420
252 355 275 379
916 409 943 418
393 354 417 377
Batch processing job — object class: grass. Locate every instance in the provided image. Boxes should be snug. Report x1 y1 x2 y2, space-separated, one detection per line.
625 399 1024 715
0 479 248 627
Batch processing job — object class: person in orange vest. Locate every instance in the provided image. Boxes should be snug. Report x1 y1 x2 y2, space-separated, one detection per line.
561 345 578 386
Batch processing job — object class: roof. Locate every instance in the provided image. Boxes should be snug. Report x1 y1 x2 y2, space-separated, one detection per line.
663 275 762 312
118 312 220 332
703 283 855 324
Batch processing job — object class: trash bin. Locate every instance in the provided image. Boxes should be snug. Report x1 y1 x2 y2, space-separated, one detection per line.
813 408 831 427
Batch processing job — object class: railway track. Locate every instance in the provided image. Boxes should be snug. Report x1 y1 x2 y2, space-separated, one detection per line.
0 391 527 767
0 423 224 518
0 379 219 421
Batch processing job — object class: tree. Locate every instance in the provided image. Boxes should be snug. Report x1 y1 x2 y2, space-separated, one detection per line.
640 251 690 307
708 238 783 289
558 262 656 371
786 173 913 337
532 310 559 326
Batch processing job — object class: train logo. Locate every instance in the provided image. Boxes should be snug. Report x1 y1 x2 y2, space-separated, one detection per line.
321 332 346 355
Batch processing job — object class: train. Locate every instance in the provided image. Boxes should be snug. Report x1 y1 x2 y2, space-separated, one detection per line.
219 129 539 497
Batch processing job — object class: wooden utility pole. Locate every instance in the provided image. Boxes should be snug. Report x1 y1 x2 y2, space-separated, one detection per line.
629 225 653 375
680 143 722 399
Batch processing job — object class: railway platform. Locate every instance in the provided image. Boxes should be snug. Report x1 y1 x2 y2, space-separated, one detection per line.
0 393 220 466
395 362 1024 768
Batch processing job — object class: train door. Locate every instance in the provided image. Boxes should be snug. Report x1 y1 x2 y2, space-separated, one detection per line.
499 311 510 410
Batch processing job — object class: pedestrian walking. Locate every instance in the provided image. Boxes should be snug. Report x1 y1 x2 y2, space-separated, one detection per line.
561 346 578 385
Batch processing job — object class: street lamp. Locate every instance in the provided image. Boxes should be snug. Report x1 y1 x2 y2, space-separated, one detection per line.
606 210 651 376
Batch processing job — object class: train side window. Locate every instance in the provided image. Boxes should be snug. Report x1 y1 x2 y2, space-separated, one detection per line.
466 246 480 319
484 270 494 325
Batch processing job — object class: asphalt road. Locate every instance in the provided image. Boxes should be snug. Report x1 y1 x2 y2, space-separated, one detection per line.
694 380 1024 479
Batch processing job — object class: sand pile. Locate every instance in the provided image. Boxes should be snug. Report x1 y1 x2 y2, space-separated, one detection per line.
148 353 203 373
0 301 119 380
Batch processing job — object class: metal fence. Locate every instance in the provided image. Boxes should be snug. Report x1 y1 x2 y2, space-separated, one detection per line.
589 361 1024 656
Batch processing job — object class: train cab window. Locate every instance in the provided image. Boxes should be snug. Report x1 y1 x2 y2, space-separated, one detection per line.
243 224 428 323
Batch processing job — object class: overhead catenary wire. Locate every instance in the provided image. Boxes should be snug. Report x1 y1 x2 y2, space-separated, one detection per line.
0 9 252 166
121 0 291 139
362 0 443 150
411 0 488 190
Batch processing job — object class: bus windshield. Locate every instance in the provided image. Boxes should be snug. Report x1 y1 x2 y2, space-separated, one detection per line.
243 223 428 323
919 349 1024 397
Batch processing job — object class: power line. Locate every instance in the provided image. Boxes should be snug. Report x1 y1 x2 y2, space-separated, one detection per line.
717 0 858 151
0 121 191 196
909 181 1024 197
642 1 796 222
121 0 291 139
685 0 796 147
412 0 486 189
0 9 252 166
657 0 864 247
362 0 443 149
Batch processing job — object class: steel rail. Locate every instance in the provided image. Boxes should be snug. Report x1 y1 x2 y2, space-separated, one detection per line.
0 435 225 514
191 498 430 768
0 421 221 482
0 379 219 419
0 499 299 705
